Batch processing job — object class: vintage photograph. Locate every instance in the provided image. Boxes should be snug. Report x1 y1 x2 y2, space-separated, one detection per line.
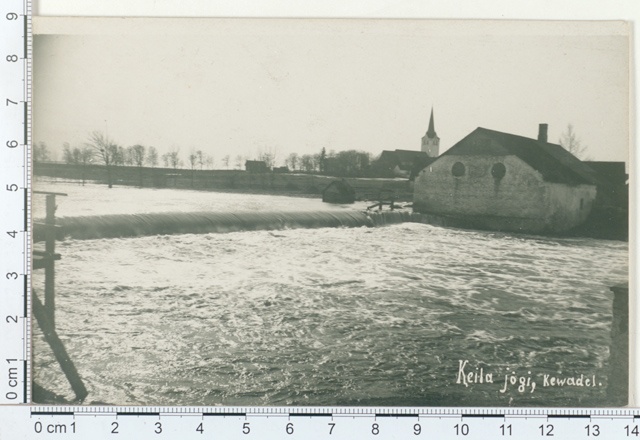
31 18 629 407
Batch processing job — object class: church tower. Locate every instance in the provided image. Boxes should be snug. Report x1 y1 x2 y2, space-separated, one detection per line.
421 108 440 157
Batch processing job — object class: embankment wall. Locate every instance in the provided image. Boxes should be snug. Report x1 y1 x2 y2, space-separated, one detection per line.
34 162 412 201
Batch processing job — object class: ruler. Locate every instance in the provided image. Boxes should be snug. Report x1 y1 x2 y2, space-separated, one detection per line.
0 0 30 407
0 406 639 439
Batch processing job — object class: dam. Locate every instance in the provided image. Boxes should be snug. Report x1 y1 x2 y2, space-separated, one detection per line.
33 210 440 242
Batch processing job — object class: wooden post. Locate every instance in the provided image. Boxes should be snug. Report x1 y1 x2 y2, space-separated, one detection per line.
607 283 628 405
33 291 88 402
44 194 56 327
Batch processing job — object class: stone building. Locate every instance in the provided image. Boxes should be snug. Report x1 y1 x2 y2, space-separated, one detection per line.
413 124 603 234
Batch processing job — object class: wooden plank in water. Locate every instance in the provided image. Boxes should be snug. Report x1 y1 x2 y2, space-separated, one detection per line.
32 291 88 402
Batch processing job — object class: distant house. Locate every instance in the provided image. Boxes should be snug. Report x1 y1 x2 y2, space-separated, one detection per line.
322 179 356 204
273 166 290 174
245 160 268 173
375 150 436 179
584 161 628 207
585 161 627 186
413 124 603 234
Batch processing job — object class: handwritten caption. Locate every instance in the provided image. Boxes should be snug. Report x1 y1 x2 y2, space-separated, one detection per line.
456 359 602 394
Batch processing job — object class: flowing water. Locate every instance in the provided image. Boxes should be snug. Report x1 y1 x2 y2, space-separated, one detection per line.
32 180 628 406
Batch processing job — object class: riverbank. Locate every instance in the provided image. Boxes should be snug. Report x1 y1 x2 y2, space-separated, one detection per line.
33 162 413 202
34 163 627 241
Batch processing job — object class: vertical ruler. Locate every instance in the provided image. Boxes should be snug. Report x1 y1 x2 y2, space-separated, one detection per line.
0 0 30 404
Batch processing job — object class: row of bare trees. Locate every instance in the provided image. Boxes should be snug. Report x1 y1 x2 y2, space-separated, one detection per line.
282 148 372 176
58 131 228 188
47 123 590 188
59 131 263 171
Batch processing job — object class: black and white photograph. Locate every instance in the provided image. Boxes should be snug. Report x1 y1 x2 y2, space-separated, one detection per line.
31 17 630 407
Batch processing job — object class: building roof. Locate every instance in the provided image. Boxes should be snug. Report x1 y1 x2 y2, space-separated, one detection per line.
380 149 431 171
442 127 603 186
584 161 627 186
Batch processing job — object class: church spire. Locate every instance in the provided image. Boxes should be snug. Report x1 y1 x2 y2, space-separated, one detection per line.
421 106 440 157
426 107 437 138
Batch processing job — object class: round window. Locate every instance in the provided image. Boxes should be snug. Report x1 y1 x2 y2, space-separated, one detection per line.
491 163 506 179
451 162 465 177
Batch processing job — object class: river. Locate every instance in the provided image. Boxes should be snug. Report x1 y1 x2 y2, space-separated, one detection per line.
32 179 628 406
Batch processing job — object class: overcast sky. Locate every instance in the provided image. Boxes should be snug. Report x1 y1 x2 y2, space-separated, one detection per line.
33 18 629 166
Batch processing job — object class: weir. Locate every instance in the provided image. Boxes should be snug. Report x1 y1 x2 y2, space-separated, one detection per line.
33 210 433 241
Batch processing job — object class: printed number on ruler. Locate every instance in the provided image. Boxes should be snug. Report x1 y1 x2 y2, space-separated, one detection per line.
6 408 639 439
1 0 29 407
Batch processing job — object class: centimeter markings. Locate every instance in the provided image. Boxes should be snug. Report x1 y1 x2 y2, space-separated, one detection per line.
0 406 635 439
0 0 29 405
23 0 32 405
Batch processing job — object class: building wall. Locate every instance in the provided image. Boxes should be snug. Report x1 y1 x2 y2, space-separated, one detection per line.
413 155 596 233
421 135 440 157
545 182 596 230
393 165 410 178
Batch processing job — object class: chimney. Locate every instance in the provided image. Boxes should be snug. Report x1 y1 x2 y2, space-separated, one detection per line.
538 123 548 143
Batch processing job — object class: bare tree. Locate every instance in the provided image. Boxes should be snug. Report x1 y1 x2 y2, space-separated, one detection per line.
257 148 277 169
166 147 182 186
195 150 204 170
87 130 118 188
113 146 126 166
205 155 214 170
286 152 299 171
63 142 94 185
78 145 94 186
559 124 589 159
146 146 158 167
300 154 316 173
130 144 146 187
62 142 77 164
130 144 146 167
188 151 198 170
167 148 182 169
123 147 134 166
319 147 327 173
33 141 50 163
258 152 274 169
222 155 230 169
188 150 198 187
234 154 244 170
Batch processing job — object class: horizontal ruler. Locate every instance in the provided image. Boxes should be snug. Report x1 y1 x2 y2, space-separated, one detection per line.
1 407 639 439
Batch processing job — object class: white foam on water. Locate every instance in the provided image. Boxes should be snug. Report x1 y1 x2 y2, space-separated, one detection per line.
32 182 628 406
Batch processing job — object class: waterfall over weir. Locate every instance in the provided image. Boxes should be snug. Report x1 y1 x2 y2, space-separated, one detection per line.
34 210 427 241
